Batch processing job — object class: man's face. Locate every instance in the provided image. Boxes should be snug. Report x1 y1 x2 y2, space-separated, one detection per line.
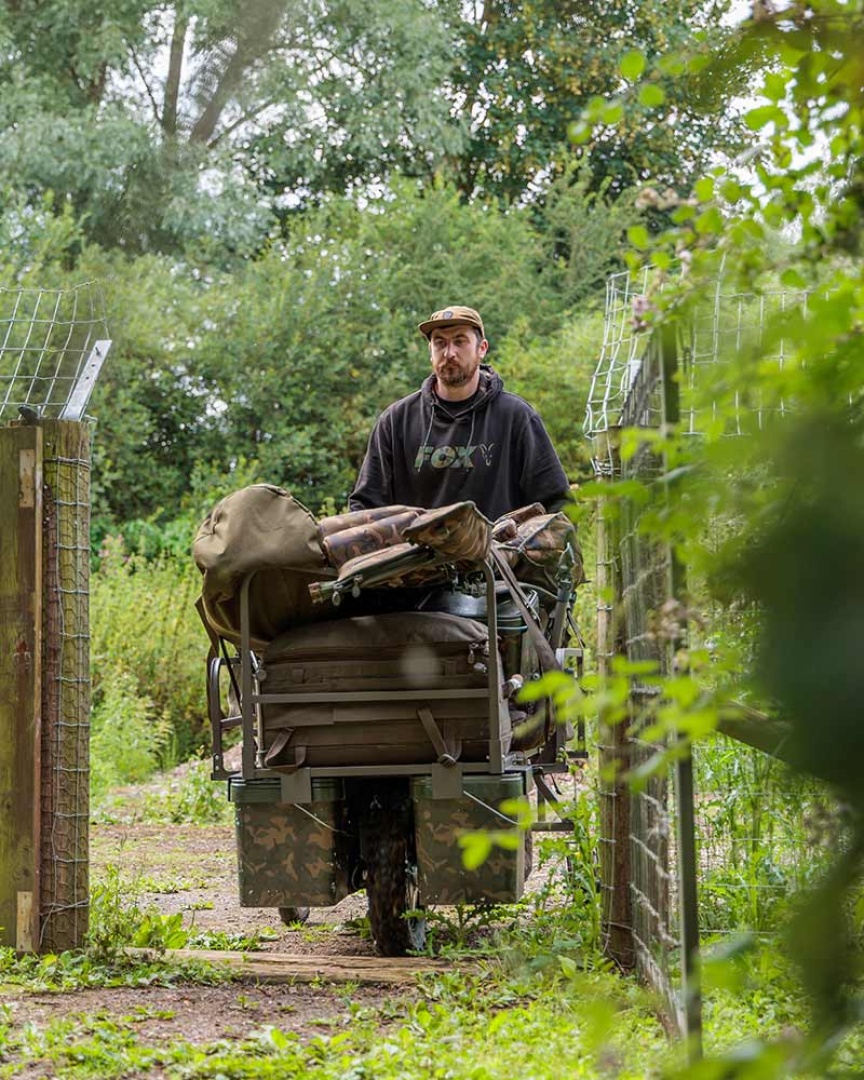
428 324 488 390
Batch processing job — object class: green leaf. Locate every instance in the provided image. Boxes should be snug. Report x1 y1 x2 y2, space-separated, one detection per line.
763 72 789 103
780 267 808 289
627 225 650 250
620 50 646 81
518 669 573 702
720 178 744 202
567 120 591 145
694 177 714 202
559 955 578 978
744 104 786 131
601 101 625 125
458 831 493 870
637 84 666 108
694 207 724 235
657 53 686 78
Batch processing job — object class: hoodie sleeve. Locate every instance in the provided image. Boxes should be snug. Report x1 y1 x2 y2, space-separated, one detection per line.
518 412 570 513
348 412 395 511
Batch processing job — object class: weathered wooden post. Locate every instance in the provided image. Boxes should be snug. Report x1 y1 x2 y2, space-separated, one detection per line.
0 283 109 953
594 425 635 971
0 419 92 952
39 420 92 952
0 423 43 952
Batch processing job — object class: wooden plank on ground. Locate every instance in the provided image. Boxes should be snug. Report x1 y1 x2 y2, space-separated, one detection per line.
128 948 456 986
0 424 43 951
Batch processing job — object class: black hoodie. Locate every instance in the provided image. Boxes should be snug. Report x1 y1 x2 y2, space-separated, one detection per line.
349 365 569 520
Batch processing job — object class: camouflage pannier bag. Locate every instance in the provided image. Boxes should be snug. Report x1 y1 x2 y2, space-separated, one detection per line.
494 507 585 592
402 501 492 562
308 501 492 601
317 505 421 568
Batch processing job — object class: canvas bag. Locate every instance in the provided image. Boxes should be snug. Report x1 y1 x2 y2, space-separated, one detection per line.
260 611 499 769
194 484 333 646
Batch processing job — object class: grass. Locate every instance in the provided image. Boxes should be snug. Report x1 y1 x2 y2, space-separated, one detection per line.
0 963 671 1080
7 736 860 1077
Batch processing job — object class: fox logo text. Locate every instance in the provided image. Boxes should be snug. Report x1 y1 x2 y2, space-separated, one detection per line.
414 444 495 470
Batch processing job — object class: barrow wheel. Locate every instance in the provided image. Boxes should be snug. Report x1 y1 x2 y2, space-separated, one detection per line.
278 906 311 926
364 815 426 957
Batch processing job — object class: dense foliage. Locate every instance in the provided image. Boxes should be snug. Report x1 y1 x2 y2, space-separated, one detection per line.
572 1 864 1069
0 0 744 258
75 179 622 531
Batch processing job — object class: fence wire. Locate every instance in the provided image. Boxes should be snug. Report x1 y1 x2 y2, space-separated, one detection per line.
586 268 811 454
0 283 110 421
39 425 91 951
588 269 835 1044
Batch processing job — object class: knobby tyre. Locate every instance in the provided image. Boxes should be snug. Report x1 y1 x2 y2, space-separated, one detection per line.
364 813 426 957
278 906 311 925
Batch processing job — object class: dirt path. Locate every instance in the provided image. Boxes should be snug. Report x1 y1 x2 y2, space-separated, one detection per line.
2 773 574 1061
1 820 435 1059
92 821 377 953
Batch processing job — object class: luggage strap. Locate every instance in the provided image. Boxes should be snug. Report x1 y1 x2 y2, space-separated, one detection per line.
417 707 459 767
489 547 562 674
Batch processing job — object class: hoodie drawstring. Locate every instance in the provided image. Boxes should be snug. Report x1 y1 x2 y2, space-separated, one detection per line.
416 399 437 471
415 398 477 472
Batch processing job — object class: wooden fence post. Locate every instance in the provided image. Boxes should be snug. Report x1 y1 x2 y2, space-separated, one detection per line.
39 420 91 952
595 426 634 971
0 419 91 952
0 424 43 951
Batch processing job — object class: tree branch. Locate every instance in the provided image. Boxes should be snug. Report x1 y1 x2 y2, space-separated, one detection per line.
163 12 189 135
189 0 288 145
129 46 162 127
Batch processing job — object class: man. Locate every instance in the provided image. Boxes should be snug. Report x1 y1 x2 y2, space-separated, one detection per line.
349 305 570 520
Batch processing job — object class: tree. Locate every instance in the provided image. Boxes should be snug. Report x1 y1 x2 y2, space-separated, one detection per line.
0 0 752 260
82 179 604 527
0 0 457 256
438 0 747 205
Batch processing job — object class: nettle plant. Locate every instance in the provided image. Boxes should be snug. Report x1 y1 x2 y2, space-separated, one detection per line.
569 2 864 1070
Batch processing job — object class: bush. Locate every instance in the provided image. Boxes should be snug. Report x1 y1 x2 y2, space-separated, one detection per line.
90 536 208 762
90 670 171 799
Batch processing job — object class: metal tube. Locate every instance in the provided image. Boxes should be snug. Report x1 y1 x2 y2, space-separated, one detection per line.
482 559 504 773
239 574 257 779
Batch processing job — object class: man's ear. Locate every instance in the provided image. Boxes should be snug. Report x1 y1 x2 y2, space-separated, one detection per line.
479 338 489 358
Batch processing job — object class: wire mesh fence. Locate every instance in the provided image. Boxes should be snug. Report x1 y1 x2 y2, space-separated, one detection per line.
586 267 813 463
586 268 835 1046
0 282 108 951
0 283 110 422
39 424 92 951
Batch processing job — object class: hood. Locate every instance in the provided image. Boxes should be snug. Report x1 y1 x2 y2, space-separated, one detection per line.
420 364 504 421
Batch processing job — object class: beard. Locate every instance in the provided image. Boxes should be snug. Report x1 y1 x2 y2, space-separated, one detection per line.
436 357 480 387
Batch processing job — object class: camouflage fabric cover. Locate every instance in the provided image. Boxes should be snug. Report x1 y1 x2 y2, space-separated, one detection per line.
230 779 353 907
491 502 545 542
195 487 581 643
311 501 492 599
411 773 528 903
318 507 421 568
308 542 439 600
496 511 585 590
317 504 419 539
402 501 491 561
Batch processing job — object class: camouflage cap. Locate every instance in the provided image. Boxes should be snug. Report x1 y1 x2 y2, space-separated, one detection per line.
418 305 485 340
